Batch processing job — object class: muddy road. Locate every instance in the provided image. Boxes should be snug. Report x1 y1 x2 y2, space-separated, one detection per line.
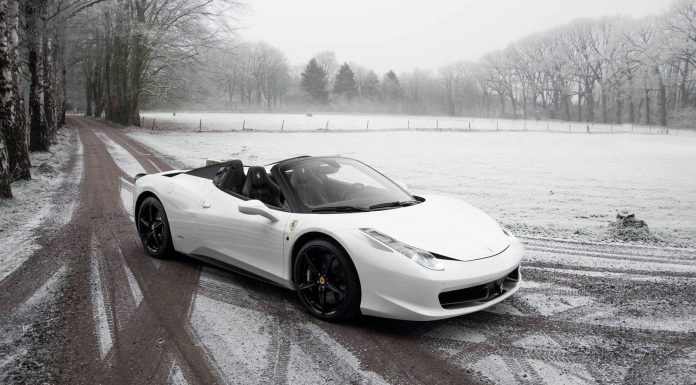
1 117 695 385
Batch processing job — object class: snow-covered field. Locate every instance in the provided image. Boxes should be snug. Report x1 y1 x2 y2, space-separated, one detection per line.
140 111 688 135
128 128 696 247
0 126 83 282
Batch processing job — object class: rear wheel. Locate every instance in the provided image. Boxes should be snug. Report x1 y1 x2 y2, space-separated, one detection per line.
137 197 174 259
293 239 361 322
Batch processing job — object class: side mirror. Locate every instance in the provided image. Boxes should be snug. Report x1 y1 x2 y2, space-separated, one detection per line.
395 181 410 191
238 200 279 223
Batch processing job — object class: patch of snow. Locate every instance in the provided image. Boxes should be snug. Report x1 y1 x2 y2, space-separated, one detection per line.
520 292 596 317
470 355 519 385
189 294 271 380
526 249 696 274
302 323 388 385
127 128 696 247
119 247 142 306
0 127 82 282
119 177 134 221
168 359 188 385
528 359 597 385
90 236 113 359
17 265 67 314
512 334 562 350
94 131 145 178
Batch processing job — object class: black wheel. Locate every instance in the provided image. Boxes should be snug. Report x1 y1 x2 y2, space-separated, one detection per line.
293 239 361 322
136 197 174 259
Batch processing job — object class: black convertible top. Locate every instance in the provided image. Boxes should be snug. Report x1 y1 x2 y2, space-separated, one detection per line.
185 160 241 180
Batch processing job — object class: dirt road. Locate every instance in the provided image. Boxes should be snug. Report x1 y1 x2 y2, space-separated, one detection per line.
1 117 695 385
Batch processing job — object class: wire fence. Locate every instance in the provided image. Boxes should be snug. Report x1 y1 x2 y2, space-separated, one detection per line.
138 114 682 136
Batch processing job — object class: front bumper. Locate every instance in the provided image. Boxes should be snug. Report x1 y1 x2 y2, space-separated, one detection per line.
344 233 524 321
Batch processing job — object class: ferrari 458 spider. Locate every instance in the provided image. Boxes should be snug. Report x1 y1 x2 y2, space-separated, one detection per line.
133 156 523 321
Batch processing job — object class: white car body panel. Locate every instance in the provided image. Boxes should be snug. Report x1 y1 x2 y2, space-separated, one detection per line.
134 166 524 321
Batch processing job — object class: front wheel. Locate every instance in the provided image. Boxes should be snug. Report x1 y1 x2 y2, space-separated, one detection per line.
293 239 361 322
137 196 174 259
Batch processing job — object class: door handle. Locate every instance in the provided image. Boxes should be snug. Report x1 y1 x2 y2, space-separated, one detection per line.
202 201 211 209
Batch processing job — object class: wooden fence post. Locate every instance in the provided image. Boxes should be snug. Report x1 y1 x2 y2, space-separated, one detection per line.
199 119 202 132
242 120 245 130
281 120 284 131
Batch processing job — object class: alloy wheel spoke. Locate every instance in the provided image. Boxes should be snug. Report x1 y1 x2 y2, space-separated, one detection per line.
298 282 317 291
319 286 326 315
303 252 320 274
139 217 149 228
322 254 335 277
325 282 345 296
151 232 161 248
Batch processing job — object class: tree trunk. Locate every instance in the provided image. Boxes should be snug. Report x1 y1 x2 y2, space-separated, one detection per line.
615 93 623 124
585 81 594 122
27 0 48 152
85 78 93 116
656 67 667 127
680 60 689 109
42 34 56 139
499 93 506 117
0 3 13 198
601 82 608 123
644 88 651 125
2 0 30 181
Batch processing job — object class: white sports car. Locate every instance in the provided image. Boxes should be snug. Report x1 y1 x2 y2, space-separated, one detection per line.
134 156 523 322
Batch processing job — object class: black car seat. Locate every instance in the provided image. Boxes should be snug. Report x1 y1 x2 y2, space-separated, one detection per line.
290 166 329 206
241 166 282 207
213 160 246 194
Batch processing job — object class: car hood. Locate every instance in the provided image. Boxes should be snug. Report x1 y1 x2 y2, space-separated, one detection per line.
345 195 510 262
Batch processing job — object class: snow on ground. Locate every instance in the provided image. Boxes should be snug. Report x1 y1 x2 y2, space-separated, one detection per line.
90 235 114 360
94 131 146 178
128 128 696 247
0 126 82 282
141 111 691 135
119 177 134 222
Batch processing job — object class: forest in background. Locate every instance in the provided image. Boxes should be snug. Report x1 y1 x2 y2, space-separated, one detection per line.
1 0 696 199
70 0 696 129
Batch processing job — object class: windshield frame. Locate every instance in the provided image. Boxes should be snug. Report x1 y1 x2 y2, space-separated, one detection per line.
273 156 415 214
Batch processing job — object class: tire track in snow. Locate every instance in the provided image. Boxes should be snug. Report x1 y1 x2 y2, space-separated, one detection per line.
89 236 115 360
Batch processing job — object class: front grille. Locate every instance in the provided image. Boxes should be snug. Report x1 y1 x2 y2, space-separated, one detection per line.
438 267 520 309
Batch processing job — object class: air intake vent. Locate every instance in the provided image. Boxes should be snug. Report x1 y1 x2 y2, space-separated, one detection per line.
438 267 520 309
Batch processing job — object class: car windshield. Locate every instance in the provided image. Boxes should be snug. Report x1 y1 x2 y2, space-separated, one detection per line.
282 158 416 212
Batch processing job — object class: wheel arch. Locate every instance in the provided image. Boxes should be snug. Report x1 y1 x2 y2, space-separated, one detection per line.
289 231 358 286
134 190 159 218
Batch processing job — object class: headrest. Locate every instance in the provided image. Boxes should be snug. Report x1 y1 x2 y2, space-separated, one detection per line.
247 166 268 187
214 159 244 188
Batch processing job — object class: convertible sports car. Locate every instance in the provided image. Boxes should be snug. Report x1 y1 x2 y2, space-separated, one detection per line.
133 155 523 321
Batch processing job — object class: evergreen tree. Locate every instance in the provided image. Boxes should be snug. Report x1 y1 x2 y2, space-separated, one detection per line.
333 62 357 100
382 70 402 101
300 58 328 103
360 70 381 100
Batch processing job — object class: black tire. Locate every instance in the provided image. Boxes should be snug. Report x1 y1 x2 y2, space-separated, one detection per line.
293 238 361 322
136 196 175 259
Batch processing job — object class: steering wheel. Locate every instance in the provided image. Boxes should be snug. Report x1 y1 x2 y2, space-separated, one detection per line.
340 183 365 200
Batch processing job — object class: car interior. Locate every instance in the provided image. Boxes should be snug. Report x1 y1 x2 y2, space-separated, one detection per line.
212 160 287 209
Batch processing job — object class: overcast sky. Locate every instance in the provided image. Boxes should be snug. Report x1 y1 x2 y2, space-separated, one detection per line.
238 0 673 73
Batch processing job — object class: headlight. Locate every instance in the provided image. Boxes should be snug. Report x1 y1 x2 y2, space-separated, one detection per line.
360 228 444 271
